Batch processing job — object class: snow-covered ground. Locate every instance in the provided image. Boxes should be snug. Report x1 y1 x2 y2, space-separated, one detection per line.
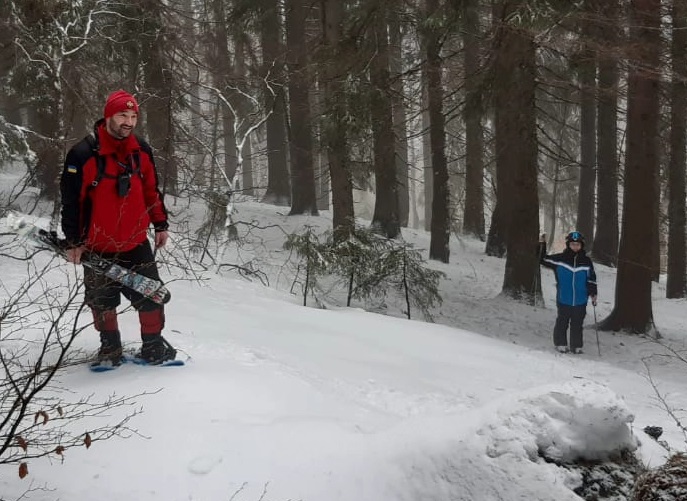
0 199 684 501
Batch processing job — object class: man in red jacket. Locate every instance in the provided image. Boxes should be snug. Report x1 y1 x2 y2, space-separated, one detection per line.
60 90 176 366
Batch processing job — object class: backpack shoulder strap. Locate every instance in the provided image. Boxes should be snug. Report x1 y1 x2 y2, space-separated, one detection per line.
131 151 141 176
131 134 150 177
84 133 109 189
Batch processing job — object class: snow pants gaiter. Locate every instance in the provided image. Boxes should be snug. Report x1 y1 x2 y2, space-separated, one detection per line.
553 304 587 350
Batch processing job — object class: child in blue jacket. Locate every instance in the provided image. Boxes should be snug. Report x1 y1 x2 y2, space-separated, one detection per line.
539 231 597 354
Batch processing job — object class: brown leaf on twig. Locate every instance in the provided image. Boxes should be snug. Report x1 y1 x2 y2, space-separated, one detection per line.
16 436 28 452
57 406 64 417
18 462 28 479
55 446 65 456
83 433 92 449
33 411 49 425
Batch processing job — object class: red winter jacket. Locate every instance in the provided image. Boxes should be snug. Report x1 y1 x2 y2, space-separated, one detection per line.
60 121 168 253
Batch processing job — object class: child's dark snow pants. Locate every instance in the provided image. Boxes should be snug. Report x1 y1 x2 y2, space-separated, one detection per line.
553 304 587 350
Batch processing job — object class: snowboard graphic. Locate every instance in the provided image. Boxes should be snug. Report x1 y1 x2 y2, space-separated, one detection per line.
9 214 170 305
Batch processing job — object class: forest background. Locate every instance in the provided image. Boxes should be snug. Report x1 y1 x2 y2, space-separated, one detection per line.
0 0 685 337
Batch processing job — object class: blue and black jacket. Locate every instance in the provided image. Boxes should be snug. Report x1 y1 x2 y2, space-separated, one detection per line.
539 243 597 307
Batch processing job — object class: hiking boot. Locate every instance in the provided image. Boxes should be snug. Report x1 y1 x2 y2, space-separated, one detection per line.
97 330 123 365
138 335 177 365
571 347 583 355
555 345 569 353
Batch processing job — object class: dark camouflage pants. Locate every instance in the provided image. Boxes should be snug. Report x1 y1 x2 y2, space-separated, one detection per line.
84 240 163 313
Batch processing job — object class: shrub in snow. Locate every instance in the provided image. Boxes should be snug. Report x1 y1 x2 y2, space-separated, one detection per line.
284 225 444 319
571 450 645 500
0 115 33 166
0 225 145 479
283 225 329 305
632 453 687 501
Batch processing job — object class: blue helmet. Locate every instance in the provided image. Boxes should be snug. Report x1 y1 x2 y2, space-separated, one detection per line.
566 231 585 244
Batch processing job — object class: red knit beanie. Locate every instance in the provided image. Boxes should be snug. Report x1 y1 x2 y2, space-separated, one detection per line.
103 90 139 118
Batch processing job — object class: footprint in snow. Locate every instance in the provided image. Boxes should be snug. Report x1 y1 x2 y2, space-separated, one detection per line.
188 454 223 475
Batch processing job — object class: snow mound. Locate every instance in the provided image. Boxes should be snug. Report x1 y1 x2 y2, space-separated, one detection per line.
483 379 637 464
385 380 638 501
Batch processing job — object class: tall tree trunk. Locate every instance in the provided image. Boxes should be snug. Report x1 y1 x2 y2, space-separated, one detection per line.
493 1 541 303
667 0 687 298
370 5 400 238
594 0 620 266
310 1 329 213
322 0 354 241
576 2 597 248
546 98 572 247
425 0 450 262
286 0 318 215
209 100 221 192
485 193 506 257
422 74 433 232
312 79 330 212
184 0 204 187
220 101 237 183
242 136 254 196
545 94 572 248
389 8 410 227
462 0 485 241
409 134 421 228
259 0 291 206
652 132 661 283
235 32 254 197
211 0 237 184
45 95 63 221
142 0 177 196
599 0 660 334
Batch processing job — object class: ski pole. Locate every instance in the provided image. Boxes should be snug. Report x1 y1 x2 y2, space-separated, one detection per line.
534 234 546 307
593 302 600 356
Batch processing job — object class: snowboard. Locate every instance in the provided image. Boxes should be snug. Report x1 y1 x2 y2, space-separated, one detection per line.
10 216 170 305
